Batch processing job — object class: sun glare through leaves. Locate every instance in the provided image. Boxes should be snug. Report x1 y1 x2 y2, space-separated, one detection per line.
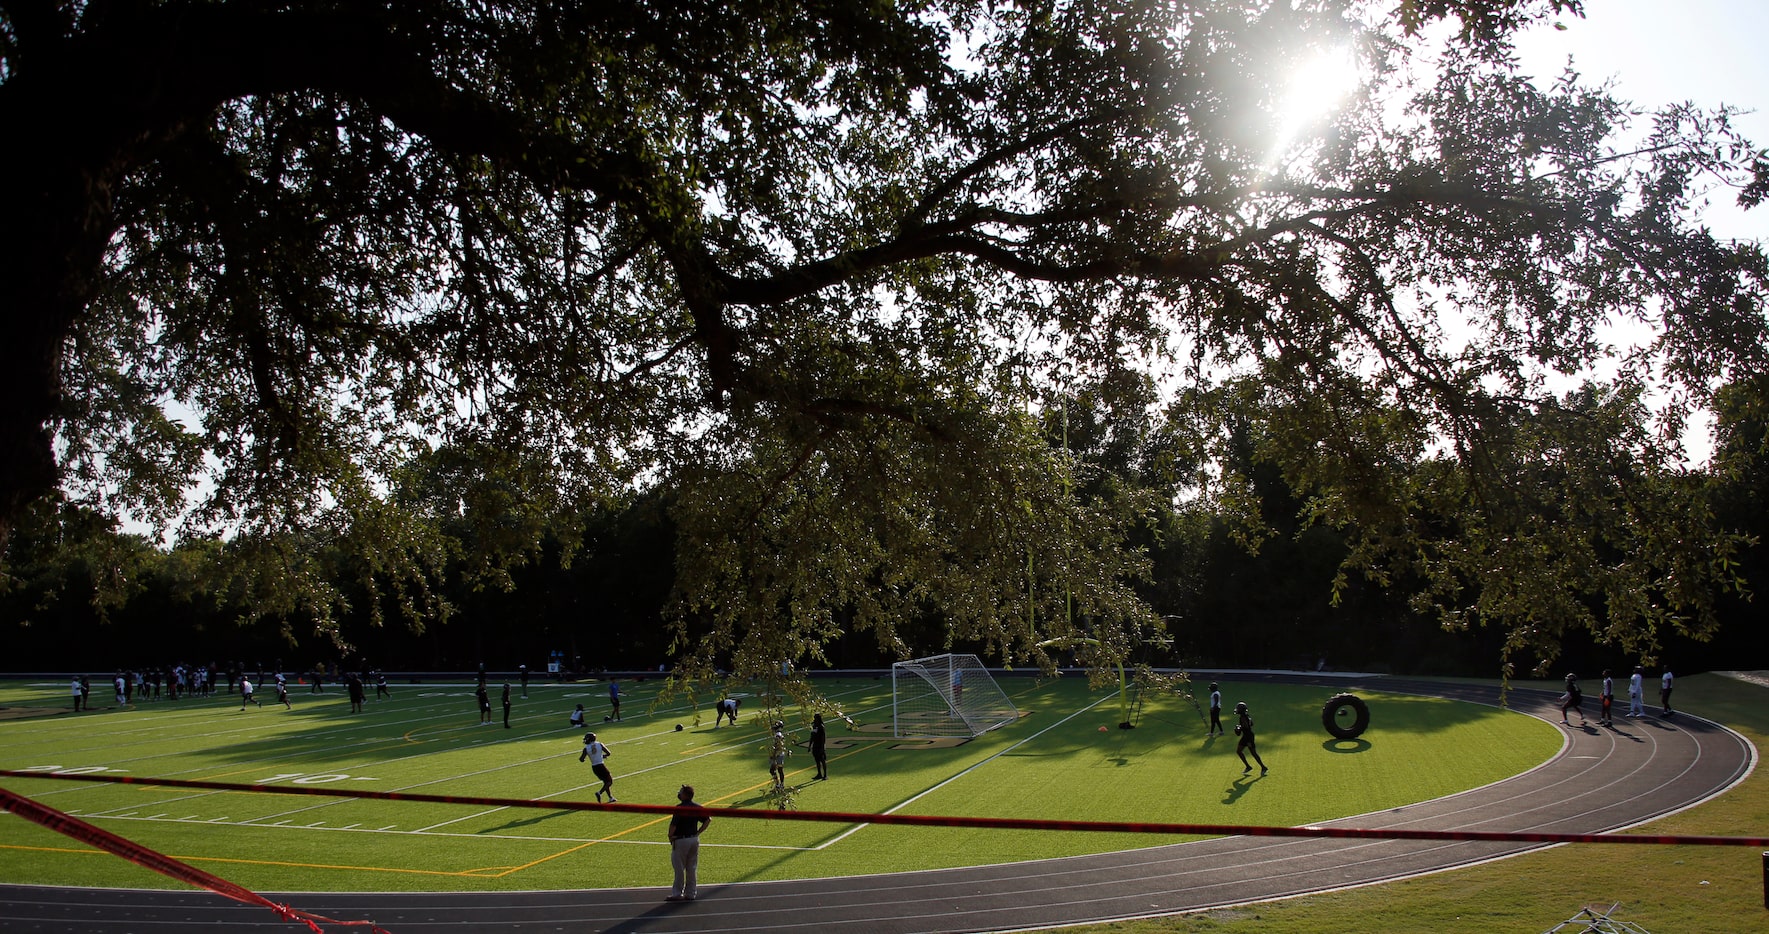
1263 45 1362 172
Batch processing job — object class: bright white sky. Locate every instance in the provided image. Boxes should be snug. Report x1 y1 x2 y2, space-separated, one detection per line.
1502 1 1769 465
1511 0 1769 242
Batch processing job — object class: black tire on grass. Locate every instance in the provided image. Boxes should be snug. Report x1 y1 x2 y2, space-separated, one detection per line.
1322 693 1370 740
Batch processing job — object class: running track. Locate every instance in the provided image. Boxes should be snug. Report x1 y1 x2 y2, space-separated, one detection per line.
0 675 1755 932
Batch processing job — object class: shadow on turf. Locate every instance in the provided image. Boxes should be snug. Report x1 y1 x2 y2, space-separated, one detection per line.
483 809 575 832
65 689 610 767
1221 773 1262 804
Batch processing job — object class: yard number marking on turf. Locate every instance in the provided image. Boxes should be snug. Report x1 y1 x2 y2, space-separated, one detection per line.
256 772 379 784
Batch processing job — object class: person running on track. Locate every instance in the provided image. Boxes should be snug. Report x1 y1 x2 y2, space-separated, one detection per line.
1559 673 1587 727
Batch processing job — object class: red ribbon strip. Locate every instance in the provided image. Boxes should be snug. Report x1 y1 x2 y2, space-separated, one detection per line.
6 769 1767 848
0 783 390 932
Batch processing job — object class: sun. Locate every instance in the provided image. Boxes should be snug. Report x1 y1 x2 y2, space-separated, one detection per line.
1263 45 1362 169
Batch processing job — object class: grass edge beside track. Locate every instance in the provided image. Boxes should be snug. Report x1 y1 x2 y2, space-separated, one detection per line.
1069 671 1769 934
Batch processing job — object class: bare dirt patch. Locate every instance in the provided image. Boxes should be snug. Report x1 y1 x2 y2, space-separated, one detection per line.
0 706 74 720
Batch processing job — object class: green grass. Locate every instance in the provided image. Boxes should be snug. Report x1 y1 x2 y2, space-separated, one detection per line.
1069 672 1769 934
0 674 1558 894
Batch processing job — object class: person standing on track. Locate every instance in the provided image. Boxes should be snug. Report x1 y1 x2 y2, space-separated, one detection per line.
1233 701 1267 774
1628 666 1645 718
71 675 83 712
608 677 622 721
1659 668 1674 717
477 683 492 725
581 732 616 802
1599 669 1614 727
1207 682 1225 737
665 784 711 903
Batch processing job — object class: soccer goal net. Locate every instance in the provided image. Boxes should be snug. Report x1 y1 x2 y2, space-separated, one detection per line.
892 654 1018 738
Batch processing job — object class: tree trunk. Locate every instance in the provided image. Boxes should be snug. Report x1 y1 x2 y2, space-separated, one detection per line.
0 159 112 554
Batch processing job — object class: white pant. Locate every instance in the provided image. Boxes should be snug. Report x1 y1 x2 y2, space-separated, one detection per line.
1628 692 1643 716
671 836 701 898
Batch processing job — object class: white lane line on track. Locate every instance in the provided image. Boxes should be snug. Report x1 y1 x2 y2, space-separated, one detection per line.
694 704 1758 933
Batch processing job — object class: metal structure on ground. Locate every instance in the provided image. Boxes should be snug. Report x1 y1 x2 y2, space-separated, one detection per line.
891 654 1017 738
1542 903 1653 933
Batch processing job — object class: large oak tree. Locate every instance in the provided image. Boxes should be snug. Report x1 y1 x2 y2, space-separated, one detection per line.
3 0 1764 678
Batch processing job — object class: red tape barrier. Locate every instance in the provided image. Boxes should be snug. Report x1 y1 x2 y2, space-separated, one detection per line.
0 783 390 932
5 768 1768 848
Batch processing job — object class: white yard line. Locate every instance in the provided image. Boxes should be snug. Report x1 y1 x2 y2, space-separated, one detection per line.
810 693 1113 851
13 681 893 846
91 812 818 849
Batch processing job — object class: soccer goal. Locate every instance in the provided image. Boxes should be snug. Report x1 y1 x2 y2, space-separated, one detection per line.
891 653 1018 738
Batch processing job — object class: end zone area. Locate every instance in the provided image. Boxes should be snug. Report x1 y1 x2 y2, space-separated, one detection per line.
0 674 1559 893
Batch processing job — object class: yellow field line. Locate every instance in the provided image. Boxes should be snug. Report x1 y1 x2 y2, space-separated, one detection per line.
14 702 890 882
0 843 104 857
486 763 832 879
176 854 487 877
0 843 480 878
192 766 285 782
107 750 883 881
489 822 679 878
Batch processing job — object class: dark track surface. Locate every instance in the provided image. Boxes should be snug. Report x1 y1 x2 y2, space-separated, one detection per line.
0 675 1755 933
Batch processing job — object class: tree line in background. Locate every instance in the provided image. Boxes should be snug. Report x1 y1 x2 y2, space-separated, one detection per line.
6 373 1764 678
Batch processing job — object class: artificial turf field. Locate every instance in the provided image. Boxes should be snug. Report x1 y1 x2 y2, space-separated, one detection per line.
0 674 1560 894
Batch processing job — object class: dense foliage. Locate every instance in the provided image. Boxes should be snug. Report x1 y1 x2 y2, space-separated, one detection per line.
3 1 1764 682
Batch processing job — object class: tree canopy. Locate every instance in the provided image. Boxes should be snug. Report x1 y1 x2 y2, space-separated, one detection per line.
3 0 1765 681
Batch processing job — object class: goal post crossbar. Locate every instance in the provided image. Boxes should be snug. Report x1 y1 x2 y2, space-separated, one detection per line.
891 653 1018 738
